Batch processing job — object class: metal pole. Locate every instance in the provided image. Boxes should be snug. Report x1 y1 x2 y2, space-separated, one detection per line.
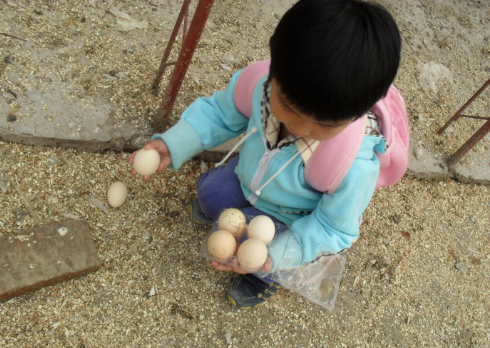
154 0 214 132
152 0 192 93
438 78 490 134
447 118 490 167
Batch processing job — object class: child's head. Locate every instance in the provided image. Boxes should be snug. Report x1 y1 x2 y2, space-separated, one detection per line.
269 0 401 123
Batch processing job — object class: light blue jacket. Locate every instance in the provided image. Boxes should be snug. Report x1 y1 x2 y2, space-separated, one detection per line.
153 69 385 272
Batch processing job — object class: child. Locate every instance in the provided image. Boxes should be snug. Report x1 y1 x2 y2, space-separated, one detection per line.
130 0 403 309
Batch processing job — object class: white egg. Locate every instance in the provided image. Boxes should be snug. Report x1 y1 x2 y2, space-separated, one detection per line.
247 215 275 244
218 208 246 238
206 230 237 261
237 238 268 271
107 181 128 208
133 149 160 176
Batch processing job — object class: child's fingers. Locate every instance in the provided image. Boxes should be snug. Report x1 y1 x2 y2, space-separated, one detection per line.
157 156 171 173
210 261 233 271
143 142 155 150
128 151 137 164
210 261 249 274
262 257 273 272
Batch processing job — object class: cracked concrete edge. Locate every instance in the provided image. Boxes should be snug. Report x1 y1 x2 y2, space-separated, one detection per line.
0 129 150 152
447 162 490 185
406 150 490 185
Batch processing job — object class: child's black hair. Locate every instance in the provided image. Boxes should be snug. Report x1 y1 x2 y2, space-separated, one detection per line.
269 0 401 122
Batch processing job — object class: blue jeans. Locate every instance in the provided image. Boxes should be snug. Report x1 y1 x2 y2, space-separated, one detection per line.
197 156 281 223
197 156 282 283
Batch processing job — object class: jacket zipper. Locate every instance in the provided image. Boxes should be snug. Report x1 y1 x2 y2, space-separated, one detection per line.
248 148 280 204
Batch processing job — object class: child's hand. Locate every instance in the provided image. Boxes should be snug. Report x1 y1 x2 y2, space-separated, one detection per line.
210 256 273 274
129 139 172 181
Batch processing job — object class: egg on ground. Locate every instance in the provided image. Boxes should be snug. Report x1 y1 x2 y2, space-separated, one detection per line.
107 181 128 208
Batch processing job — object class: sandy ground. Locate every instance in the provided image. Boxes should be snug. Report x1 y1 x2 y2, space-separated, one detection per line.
0 0 489 347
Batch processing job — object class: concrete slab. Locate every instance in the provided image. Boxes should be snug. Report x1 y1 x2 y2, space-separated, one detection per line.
0 41 145 152
0 219 101 302
407 146 490 184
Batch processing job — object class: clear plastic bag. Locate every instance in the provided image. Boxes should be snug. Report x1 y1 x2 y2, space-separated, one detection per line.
268 232 346 310
200 210 345 310
271 252 345 310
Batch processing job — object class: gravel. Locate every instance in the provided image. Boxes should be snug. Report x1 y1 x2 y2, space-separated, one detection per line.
0 0 489 347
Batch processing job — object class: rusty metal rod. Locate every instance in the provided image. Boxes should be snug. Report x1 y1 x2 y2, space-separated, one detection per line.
457 115 489 121
447 118 490 167
183 2 189 41
152 0 192 92
438 78 490 134
154 0 214 131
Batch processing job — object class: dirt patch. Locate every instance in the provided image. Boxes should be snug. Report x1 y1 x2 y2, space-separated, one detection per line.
0 1 489 347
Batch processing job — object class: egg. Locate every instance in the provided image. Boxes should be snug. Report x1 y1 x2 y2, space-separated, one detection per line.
247 215 275 244
237 238 268 271
133 148 160 176
206 230 237 261
107 181 128 208
218 208 247 238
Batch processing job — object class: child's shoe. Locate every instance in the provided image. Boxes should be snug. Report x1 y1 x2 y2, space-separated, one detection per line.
227 274 281 309
190 199 213 225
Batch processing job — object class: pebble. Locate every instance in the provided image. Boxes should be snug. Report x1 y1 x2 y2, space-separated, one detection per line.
455 262 466 272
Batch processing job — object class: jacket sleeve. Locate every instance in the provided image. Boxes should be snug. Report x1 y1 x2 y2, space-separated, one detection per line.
267 136 381 272
152 70 249 170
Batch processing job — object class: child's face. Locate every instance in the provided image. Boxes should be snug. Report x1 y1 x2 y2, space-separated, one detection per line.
269 79 355 141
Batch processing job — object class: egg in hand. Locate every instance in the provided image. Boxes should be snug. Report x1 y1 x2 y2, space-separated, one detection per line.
206 230 237 261
237 238 268 271
218 208 247 238
247 215 275 244
133 148 160 176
